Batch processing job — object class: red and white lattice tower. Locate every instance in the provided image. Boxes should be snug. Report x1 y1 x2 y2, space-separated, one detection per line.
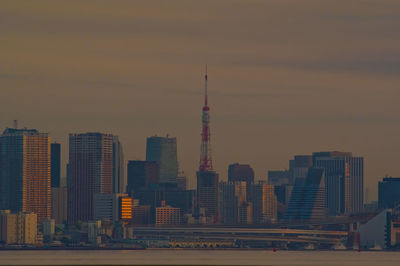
199 65 213 172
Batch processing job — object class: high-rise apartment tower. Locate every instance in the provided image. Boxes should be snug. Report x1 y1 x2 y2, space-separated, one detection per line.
0 128 51 223
68 133 113 224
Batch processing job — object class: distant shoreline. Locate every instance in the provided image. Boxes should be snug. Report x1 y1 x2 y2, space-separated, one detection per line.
0 247 395 252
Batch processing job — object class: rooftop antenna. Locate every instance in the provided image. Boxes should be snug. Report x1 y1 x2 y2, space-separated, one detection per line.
13 120 18 129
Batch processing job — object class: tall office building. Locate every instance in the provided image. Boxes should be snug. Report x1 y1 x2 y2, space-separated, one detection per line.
378 177 400 209
197 171 219 219
220 181 247 224
112 136 125 193
197 67 219 221
228 163 254 201
68 133 113 224
228 163 255 184
250 182 277 223
268 170 291 186
289 155 313 184
127 160 159 194
284 167 327 221
176 170 187 190
313 151 363 215
50 143 61 187
268 155 312 210
146 135 178 184
51 187 67 224
0 128 51 223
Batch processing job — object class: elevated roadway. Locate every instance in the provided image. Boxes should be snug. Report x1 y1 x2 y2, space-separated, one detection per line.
133 226 348 245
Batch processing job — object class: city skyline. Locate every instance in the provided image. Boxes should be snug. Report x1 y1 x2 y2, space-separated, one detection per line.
2 1 400 201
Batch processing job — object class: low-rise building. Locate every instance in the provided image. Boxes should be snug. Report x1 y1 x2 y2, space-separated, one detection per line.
0 210 37 245
156 201 180 225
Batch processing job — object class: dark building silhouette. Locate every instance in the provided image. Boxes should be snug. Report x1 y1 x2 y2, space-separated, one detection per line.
112 136 125 193
268 170 290 186
228 163 255 184
127 160 159 194
68 133 113 224
250 182 278 224
197 170 219 219
134 188 194 224
313 151 363 215
378 177 400 209
228 163 254 202
220 181 247 224
284 167 327 221
51 143 61 188
289 155 313 184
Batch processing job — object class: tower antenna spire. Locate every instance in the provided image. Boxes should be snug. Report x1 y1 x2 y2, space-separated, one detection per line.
199 65 213 171
205 64 208 106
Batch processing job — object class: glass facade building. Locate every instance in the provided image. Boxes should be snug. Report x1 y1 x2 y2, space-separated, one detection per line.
146 136 178 184
50 143 61 188
313 152 364 215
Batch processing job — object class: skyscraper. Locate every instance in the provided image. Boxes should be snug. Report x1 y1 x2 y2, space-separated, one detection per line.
127 160 159 194
50 143 61 188
68 133 113 224
284 167 327 221
289 155 313 184
378 177 400 209
313 151 363 215
51 187 67 224
250 182 278 223
196 67 219 220
0 128 51 223
228 163 255 184
112 136 125 193
220 181 247 224
146 135 178 184
228 163 254 201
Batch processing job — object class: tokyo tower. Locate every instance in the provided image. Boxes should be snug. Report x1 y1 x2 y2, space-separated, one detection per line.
199 65 213 172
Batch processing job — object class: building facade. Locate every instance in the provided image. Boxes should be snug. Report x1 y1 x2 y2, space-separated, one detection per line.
50 143 61 188
250 182 278 223
51 187 67 224
112 136 125 193
93 193 128 222
220 181 248 224
0 210 37 245
127 160 159 194
197 170 219 220
313 151 364 215
146 136 178 184
289 155 313 184
0 128 51 223
378 177 400 209
284 167 327 221
156 201 180 225
119 196 132 221
68 133 113 224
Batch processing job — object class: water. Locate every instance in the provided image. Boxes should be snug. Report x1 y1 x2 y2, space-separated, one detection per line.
0 250 399 265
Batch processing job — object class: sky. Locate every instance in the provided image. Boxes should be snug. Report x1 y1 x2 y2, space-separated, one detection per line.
1 0 399 201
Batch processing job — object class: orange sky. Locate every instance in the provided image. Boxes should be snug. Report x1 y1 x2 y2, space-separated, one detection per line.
1 0 399 201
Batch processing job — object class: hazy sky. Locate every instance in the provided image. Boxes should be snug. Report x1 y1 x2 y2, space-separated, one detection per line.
1 1 399 200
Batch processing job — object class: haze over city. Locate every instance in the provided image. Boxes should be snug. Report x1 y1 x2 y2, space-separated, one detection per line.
1 0 399 200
